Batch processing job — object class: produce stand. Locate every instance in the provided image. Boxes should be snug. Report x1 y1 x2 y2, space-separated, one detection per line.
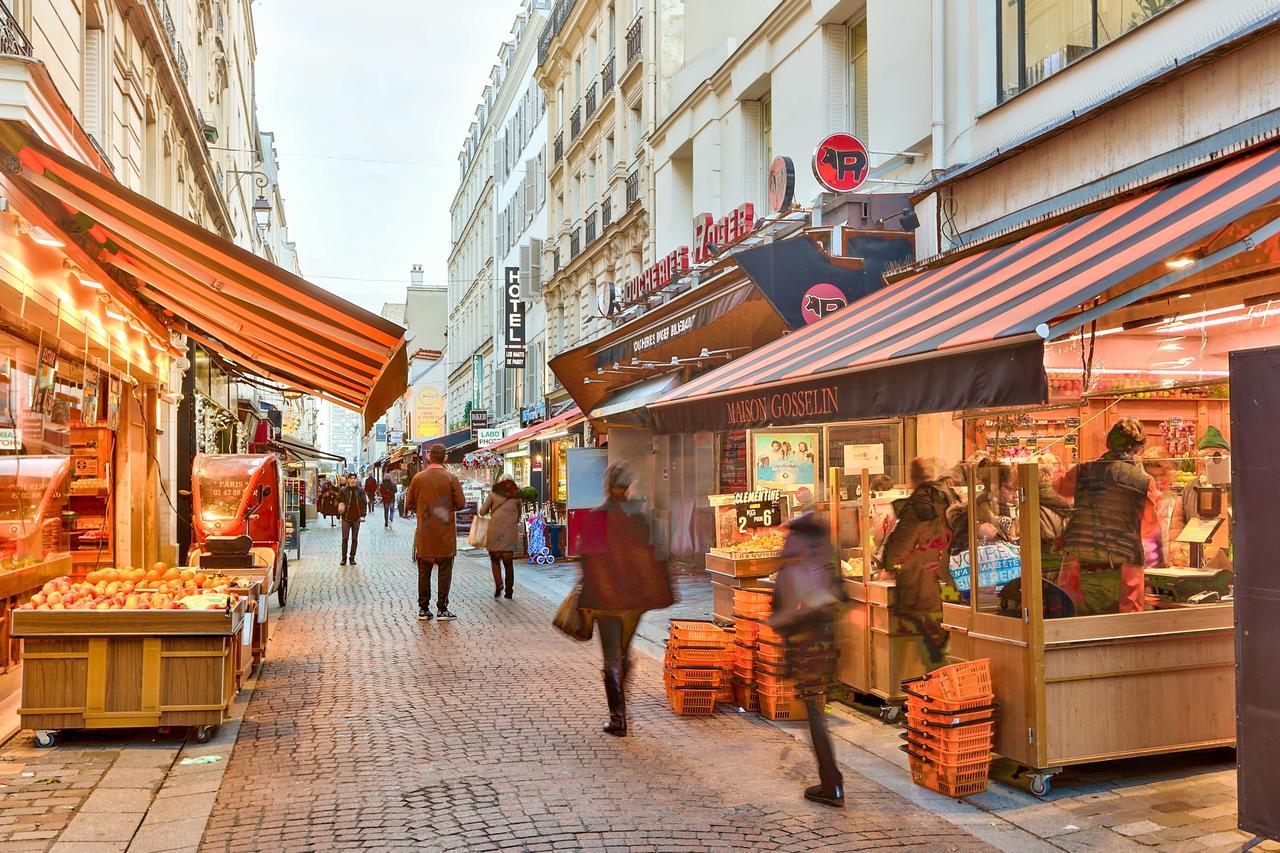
11 600 246 746
704 492 789 623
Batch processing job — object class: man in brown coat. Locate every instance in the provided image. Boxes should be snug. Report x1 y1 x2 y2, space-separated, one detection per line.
404 443 466 621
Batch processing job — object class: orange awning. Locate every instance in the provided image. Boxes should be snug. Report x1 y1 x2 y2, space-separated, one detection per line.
0 122 407 432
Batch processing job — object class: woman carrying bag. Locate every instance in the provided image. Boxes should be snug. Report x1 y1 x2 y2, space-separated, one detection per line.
478 475 523 599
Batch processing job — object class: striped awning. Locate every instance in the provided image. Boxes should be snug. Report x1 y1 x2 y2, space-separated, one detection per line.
651 144 1280 433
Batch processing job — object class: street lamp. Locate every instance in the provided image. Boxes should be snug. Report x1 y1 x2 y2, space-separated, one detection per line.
252 194 272 230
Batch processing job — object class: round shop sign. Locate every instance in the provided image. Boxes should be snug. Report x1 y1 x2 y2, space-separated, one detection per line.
812 132 870 194
800 283 848 325
768 155 795 212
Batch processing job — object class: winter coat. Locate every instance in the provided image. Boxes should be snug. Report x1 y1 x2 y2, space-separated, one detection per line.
880 481 958 614
479 481 523 553
337 485 367 524
578 497 673 613
770 512 845 694
317 483 341 518
404 465 466 559
1060 453 1150 566
363 476 378 500
379 476 397 503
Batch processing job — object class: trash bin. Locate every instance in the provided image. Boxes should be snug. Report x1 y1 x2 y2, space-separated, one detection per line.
546 523 565 559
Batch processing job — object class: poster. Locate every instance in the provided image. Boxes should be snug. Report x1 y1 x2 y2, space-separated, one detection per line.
81 367 100 425
412 385 446 440
106 378 122 430
843 443 885 475
32 344 58 415
752 432 817 503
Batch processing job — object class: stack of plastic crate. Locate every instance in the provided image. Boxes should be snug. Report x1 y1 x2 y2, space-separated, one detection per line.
730 590 771 711
900 659 997 797
664 619 733 716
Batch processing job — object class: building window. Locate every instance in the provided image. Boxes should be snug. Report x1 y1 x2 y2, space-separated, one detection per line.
760 96 772 169
82 4 106 146
997 0 1186 103
848 20 868 142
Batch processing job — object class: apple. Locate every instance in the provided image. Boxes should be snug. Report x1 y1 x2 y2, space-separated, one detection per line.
36 604 51 611
46 592 62 606
123 595 139 609
95 602 111 610
31 593 45 606
51 603 65 610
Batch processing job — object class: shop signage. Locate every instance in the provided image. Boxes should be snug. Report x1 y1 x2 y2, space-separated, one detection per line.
813 132 870 194
520 402 546 426
632 312 696 355
624 246 689 306
504 267 526 369
949 543 1021 594
733 489 782 531
468 408 491 439
593 282 757 370
768 156 796 212
388 430 403 445
692 203 756 264
412 385 446 440
471 354 483 407
476 428 503 448
843 444 885 476
0 428 16 451
727 386 841 427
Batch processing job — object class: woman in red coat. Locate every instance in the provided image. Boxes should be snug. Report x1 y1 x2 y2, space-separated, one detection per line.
579 462 673 737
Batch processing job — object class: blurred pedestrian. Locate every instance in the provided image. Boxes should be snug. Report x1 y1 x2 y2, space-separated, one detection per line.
404 444 465 621
338 473 368 566
363 473 379 509
578 462 673 736
380 472 397 528
769 509 847 807
479 474 522 599
317 476 340 527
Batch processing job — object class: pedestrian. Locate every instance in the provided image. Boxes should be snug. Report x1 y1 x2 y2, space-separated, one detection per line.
317 477 340 527
363 473 379 510
478 474 522 599
578 462 673 737
404 443 465 621
380 472 397 528
338 472 368 566
769 509 847 807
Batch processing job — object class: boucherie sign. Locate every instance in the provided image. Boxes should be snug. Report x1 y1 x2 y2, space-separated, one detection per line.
622 202 757 306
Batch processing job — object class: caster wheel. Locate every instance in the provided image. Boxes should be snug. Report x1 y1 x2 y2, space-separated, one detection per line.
277 555 289 608
34 730 56 748
880 704 903 723
1029 775 1051 798
193 726 215 744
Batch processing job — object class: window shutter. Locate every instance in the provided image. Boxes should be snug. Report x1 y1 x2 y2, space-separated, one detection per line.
528 237 542 297
742 100 762 208
823 24 849 136
519 244 532 301
83 28 105 142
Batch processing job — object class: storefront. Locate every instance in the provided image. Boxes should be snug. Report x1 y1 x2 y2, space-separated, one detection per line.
648 141 1280 793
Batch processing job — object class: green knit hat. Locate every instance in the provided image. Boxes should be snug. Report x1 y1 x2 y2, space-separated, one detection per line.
1197 426 1230 452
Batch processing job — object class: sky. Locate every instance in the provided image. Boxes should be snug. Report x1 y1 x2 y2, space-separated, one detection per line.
252 0 524 315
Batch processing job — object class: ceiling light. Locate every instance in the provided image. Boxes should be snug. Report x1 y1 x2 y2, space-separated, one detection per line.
106 309 127 322
1177 293 1191 299
78 277 105 289
1165 257 1195 269
29 227 64 247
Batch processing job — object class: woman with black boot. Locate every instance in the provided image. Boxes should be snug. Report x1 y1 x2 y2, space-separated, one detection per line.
479 475 523 599
579 462 673 736
769 509 847 807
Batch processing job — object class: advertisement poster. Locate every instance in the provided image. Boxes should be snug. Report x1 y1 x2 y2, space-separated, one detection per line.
106 378 122 430
752 432 818 503
81 367 100 425
32 344 58 415
412 385 446 441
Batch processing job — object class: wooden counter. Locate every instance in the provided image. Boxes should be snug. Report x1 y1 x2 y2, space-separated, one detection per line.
836 577 930 708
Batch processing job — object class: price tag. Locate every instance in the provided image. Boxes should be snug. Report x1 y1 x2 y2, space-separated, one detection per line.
733 489 781 533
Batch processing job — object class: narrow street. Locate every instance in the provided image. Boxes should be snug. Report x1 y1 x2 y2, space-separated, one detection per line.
196 522 988 852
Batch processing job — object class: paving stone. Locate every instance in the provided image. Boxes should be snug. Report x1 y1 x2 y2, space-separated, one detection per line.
58 810 144 842
78 786 154 813
128 815 209 852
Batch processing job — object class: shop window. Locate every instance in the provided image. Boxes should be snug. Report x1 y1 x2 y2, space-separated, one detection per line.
847 20 869 143
997 0 1186 102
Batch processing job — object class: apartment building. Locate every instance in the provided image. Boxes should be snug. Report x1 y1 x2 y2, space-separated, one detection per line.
535 0 654 411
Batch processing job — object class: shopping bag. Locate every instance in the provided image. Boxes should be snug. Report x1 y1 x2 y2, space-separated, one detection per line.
467 514 490 549
552 583 593 641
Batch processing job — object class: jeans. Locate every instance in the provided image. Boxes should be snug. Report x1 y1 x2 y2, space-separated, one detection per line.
418 557 454 611
341 519 361 560
383 499 394 525
595 611 642 672
488 551 514 594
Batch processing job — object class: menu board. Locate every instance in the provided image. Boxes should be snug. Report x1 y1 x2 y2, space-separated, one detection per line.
734 489 781 532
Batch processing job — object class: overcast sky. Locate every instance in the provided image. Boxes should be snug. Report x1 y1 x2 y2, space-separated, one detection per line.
252 0 523 315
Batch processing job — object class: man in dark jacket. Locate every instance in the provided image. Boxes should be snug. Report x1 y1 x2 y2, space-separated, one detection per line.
379 474 397 528
338 473 368 566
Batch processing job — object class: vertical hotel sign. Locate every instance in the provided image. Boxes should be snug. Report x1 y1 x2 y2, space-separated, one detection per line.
471 354 483 408
504 267 526 369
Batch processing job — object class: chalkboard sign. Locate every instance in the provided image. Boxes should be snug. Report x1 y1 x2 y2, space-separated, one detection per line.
734 489 782 532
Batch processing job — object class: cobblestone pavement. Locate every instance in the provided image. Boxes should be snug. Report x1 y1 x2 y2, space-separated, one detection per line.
197 522 989 852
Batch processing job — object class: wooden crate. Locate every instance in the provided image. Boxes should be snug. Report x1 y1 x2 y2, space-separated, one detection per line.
705 553 782 578
11 603 244 733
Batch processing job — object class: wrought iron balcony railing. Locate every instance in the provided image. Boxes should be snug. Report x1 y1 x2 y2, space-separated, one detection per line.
570 104 582 140
554 131 563 164
626 14 642 66
601 51 615 93
585 77 597 121
569 226 581 259
625 170 639 207
584 209 597 245
0 4 32 56
601 197 612 228
537 0 577 67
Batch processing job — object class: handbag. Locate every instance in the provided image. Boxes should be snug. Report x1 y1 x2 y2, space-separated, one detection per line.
768 558 839 633
467 514 490 549
553 583 593 641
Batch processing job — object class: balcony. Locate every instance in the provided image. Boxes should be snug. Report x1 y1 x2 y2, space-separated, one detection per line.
584 77 597 121
554 131 563 164
601 197 612 229
601 51 615 93
584 208 597 245
537 0 577 67
570 104 582 140
569 226 582 260
625 170 639 208
626 13 642 66
86 134 115 175
0 4 32 56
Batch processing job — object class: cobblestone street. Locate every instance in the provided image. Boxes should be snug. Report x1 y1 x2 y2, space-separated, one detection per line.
195 522 988 852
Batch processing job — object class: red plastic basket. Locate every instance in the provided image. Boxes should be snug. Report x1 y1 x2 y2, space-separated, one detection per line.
669 619 732 648
733 589 772 620
666 684 718 716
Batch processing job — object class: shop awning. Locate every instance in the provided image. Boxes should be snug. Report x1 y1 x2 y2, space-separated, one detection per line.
488 406 583 453
421 428 474 454
589 374 681 424
0 123 408 432
269 435 346 464
651 143 1280 433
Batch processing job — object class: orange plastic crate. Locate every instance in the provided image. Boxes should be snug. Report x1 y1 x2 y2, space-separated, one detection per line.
731 678 759 712
904 718 996 745
756 622 785 646
754 672 794 695
924 659 993 702
733 617 760 646
756 640 787 666
759 690 820 721
902 731 992 765
664 665 723 689
905 747 990 797
666 684 718 716
667 642 732 665
733 589 772 619
669 619 733 648
905 693 996 725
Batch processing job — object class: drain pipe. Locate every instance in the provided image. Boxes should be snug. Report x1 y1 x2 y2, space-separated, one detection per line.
931 0 946 173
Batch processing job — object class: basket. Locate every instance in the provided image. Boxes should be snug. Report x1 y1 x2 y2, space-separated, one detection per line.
666 684 718 716
924 659 992 701
759 689 818 721
904 745 990 797
733 589 773 619
734 617 760 646
664 665 723 690
756 621 785 646
716 679 735 703
901 728 993 764
669 619 732 648
667 642 732 665
904 692 997 725
731 678 759 712
755 640 788 666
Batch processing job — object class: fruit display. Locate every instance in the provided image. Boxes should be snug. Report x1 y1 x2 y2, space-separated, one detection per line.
724 532 785 556
841 558 865 577
16 563 239 611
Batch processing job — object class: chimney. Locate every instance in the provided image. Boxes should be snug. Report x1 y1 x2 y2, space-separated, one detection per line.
410 264 424 287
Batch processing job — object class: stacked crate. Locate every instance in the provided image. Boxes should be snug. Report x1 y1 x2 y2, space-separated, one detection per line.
664 620 733 716
900 659 997 798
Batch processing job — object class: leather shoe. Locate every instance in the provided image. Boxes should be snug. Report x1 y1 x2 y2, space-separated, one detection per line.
803 783 844 808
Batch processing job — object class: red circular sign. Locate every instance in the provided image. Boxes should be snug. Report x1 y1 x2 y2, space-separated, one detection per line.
812 133 870 193
768 156 795 213
800 283 848 325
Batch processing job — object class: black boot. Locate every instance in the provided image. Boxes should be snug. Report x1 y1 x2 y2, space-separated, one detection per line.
804 779 844 807
602 667 627 737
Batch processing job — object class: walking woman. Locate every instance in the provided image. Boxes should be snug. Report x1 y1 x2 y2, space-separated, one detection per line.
770 509 847 807
579 462 673 737
479 474 523 599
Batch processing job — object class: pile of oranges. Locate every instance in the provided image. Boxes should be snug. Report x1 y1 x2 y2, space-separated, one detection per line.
18 563 236 612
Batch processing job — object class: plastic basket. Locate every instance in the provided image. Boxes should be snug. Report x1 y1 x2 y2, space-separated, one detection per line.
759 690 811 721
669 619 733 649
756 640 788 666
901 729 992 764
666 684 718 716
731 678 760 712
734 617 760 646
904 746 990 797
757 622 785 646
903 682 994 714
667 642 732 665
733 589 773 619
924 659 992 702
664 665 723 689
716 679 735 702
903 718 996 743
905 693 997 725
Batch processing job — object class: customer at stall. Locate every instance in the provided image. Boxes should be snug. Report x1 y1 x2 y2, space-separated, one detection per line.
1057 418 1155 614
947 462 1018 555
338 473 368 567
1141 446 1181 568
379 473 397 528
769 508 847 808
1036 456 1074 584
479 474 522 600
404 443 466 621
363 473 379 510
578 462 673 737
878 457 957 665
1174 428 1231 566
